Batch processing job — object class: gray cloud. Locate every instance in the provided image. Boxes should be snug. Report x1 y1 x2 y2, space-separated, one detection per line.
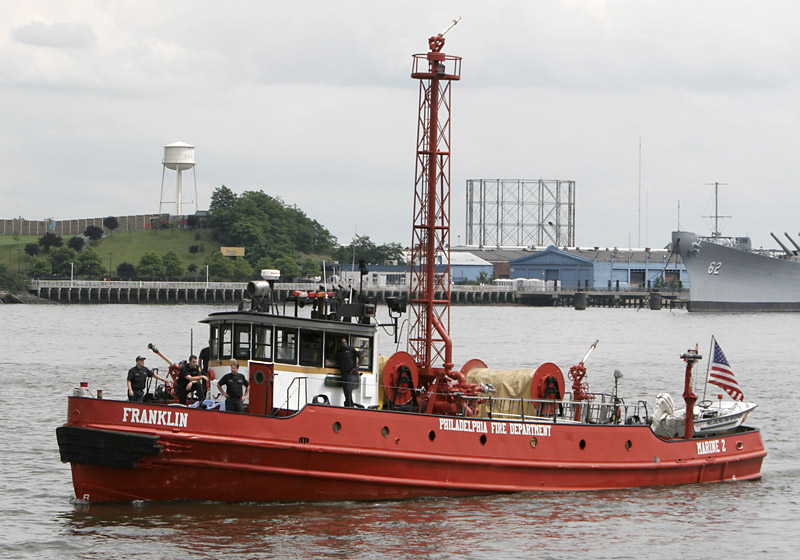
11 21 97 49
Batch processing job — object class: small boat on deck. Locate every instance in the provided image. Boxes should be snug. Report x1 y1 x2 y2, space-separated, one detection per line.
652 393 758 438
55 23 765 503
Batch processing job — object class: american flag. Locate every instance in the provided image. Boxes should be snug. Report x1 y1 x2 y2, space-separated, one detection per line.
709 339 743 401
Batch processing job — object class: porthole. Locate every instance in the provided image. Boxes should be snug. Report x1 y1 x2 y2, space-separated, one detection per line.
579 439 586 450
429 430 436 441
254 370 266 385
480 434 487 445
381 426 390 437
530 437 538 448
737 441 743 450
333 422 341 433
625 440 632 451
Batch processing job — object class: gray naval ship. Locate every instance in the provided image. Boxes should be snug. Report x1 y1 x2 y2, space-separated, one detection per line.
672 230 800 311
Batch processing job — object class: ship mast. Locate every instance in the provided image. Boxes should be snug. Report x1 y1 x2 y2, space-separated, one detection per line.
407 19 461 376
704 181 729 238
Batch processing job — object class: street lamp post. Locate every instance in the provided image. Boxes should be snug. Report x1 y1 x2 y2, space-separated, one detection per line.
70 262 74 286
205 265 209 287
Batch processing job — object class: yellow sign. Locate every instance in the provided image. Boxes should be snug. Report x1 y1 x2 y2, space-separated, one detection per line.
220 247 245 257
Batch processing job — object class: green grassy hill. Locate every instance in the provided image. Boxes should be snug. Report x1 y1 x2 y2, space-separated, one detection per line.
1 229 222 278
0 235 39 272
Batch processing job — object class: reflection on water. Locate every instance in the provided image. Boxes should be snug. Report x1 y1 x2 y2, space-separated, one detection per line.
1 305 798 559
54 479 782 560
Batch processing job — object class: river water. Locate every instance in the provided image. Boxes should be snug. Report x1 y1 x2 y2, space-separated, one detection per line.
0 304 797 559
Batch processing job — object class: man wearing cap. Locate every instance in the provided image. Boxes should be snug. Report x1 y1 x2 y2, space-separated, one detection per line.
127 356 169 402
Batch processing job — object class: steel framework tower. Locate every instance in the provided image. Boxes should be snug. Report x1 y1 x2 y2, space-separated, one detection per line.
465 179 576 247
408 20 461 375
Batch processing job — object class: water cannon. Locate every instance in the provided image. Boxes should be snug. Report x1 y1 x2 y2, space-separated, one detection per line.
613 369 623 403
247 269 281 313
247 281 271 298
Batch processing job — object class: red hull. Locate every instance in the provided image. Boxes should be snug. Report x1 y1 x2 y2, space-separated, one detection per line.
60 397 765 503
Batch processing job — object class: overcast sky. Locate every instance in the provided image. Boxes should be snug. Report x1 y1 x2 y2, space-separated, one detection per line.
3 1 800 250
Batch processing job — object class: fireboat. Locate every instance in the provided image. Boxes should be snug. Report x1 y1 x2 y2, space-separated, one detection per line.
57 20 765 502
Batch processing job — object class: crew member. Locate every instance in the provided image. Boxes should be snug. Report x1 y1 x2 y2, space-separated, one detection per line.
127 355 169 402
199 346 210 374
176 354 208 405
335 338 364 407
217 359 250 412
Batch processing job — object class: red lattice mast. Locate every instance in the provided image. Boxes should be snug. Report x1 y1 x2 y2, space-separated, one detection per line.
408 19 461 376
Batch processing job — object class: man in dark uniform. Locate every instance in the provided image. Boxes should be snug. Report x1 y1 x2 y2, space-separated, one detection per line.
176 354 208 405
335 338 364 407
127 356 169 402
198 346 210 374
217 359 249 412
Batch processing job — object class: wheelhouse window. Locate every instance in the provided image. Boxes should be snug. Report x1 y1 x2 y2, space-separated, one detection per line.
275 326 298 364
209 325 219 360
219 324 232 359
233 324 251 360
253 325 273 361
350 335 373 370
299 330 323 367
324 334 340 366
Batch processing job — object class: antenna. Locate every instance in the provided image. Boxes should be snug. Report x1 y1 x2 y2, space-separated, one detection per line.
703 181 729 237
638 137 641 247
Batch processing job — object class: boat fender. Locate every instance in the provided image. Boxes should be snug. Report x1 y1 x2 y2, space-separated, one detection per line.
312 394 330 405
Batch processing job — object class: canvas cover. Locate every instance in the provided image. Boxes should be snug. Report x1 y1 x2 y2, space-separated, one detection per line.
466 368 537 400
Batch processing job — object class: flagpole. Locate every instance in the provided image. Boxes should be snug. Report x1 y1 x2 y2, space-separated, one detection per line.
702 335 714 402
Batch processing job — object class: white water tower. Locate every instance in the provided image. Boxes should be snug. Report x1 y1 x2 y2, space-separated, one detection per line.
159 141 198 215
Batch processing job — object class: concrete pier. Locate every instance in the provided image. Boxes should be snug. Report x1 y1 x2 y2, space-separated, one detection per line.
519 289 686 310
27 280 685 309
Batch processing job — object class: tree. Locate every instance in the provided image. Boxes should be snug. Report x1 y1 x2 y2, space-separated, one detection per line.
84 225 103 241
273 255 300 281
38 232 63 251
27 256 52 278
209 184 237 215
138 252 166 279
334 235 403 264
187 263 198 274
103 216 119 234
0 263 26 293
49 246 78 276
189 245 201 254
205 251 234 280
24 243 40 257
162 250 184 280
300 257 320 278
231 257 254 281
77 247 105 277
67 236 85 252
206 185 337 264
254 256 274 272
117 262 136 280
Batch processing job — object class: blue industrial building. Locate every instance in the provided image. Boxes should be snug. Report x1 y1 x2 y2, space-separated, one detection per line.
509 246 686 289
